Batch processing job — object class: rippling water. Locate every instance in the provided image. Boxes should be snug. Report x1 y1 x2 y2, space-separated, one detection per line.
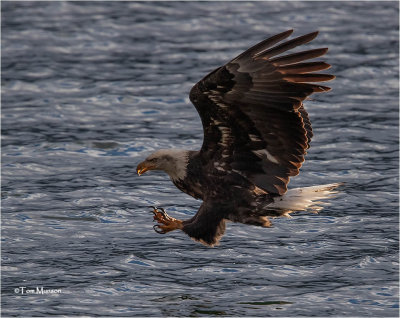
2 1 399 316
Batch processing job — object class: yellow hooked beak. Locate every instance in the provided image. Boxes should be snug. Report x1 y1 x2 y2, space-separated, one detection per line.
136 161 155 176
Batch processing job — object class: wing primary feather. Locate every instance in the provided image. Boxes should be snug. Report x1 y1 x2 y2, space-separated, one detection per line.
283 73 336 82
233 29 294 62
303 83 332 92
278 62 331 74
270 48 329 66
255 31 319 59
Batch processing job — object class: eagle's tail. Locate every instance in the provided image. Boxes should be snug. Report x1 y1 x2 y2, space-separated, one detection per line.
267 183 343 213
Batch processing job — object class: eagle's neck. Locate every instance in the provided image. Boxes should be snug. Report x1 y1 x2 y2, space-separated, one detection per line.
162 149 190 181
170 150 203 200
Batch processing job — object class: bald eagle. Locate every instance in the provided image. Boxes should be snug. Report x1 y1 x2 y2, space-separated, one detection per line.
136 30 339 246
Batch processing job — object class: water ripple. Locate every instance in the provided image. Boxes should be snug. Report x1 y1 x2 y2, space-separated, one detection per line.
2 1 398 317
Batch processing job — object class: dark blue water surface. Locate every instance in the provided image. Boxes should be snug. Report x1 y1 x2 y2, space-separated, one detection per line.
2 1 399 317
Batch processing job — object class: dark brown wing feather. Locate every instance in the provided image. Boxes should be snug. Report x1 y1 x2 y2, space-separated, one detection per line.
189 30 334 195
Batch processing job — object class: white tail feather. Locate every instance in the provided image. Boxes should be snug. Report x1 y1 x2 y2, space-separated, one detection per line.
268 183 342 213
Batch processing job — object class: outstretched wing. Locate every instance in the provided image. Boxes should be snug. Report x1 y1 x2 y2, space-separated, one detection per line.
189 30 334 195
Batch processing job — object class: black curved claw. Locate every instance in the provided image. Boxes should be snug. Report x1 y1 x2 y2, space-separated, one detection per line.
153 224 166 234
149 206 157 214
149 206 169 217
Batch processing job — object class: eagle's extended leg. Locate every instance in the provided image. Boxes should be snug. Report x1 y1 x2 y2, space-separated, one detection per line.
150 207 183 234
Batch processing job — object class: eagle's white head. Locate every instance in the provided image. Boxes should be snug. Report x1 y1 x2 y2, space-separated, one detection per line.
136 149 189 181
